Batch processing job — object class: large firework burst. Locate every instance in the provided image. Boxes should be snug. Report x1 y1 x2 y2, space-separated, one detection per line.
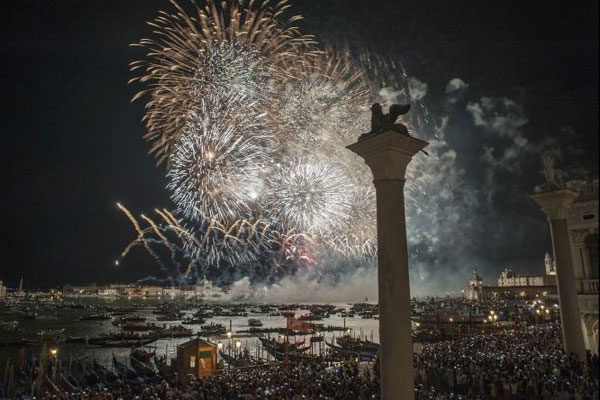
263 157 353 235
130 0 316 166
122 0 437 284
166 92 269 222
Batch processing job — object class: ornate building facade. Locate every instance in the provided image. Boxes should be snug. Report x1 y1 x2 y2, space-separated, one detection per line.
565 179 599 355
498 266 557 287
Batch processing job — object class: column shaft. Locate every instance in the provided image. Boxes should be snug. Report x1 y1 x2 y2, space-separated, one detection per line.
347 131 427 400
375 178 414 399
549 218 587 360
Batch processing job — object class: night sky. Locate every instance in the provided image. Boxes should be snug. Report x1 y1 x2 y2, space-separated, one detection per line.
0 0 597 290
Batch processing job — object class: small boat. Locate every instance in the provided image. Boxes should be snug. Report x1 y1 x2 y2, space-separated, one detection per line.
155 313 184 321
120 323 158 332
112 315 147 326
157 325 193 337
182 316 205 325
199 322 226 335
248 318 263 327
23 329 66 344
88 337 157 347
79 313 111 321
0 320 20 331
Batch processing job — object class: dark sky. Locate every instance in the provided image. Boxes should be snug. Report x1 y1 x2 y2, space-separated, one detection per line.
0 0 597 289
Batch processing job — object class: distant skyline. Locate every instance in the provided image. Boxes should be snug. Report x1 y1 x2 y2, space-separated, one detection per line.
0 0 598 289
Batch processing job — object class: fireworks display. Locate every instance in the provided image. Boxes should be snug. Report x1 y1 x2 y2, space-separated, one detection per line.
121 0 437 284
263 157 353 235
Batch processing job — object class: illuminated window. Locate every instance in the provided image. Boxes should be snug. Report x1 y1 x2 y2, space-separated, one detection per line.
189 356 196 368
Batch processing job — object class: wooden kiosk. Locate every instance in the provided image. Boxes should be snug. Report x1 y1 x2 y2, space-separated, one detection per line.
176 338 217 379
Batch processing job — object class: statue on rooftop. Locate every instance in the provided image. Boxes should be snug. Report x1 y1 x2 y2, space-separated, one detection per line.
540 152 567 190
544 153 557 187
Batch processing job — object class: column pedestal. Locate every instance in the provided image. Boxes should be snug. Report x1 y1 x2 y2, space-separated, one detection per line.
531 189 587 360
347 131 428 400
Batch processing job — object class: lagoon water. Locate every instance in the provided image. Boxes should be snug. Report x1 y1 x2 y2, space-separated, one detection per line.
0 298 380 369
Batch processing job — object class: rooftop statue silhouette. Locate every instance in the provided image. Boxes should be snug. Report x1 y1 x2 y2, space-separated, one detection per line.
360 103 429 155
540 153 565 191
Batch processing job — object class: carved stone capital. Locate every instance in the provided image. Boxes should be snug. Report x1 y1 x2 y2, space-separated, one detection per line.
346 131 428 181
530 189 580 220
571 228 593 244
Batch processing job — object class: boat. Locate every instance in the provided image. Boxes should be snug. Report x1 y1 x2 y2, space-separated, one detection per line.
182 316 205 325
78 313 111 321
100 331 157 341
112 356 144 385
259 337 309 353
112 315 147 326
248 318 263 327
157 325 193 337
23 329 66 344
92 360 121 386
155 313 184 321
199 322 226 335
335 335 379 352
88 337 157 347
0 320 20 331
120 323 157 332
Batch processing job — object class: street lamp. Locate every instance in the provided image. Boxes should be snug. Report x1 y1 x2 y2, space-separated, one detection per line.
49 348 58 357
227 331 232 356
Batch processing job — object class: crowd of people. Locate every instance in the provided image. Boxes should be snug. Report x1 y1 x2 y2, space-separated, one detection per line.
414 322 599 399
52 362 377 400
24 322 600 399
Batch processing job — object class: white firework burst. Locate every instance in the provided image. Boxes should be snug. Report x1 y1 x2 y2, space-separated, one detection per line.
166 93 269 223
263 157 353 235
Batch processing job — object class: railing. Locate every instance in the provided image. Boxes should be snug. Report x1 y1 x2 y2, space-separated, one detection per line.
577 279 599 294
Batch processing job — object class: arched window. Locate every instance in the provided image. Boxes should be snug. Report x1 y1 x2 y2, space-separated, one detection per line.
585 234 599 279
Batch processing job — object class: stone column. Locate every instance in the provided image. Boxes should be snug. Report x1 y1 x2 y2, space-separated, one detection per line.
530 189 587 361
347 131 428 400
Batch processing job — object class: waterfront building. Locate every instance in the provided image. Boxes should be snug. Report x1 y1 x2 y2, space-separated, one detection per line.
163 287 181 298
92 279 220 299
98 288 119 297
498 267 557 287
465 259 558 302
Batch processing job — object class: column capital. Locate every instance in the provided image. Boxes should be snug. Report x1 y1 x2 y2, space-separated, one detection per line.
346 131 428 181
530 189 580 220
